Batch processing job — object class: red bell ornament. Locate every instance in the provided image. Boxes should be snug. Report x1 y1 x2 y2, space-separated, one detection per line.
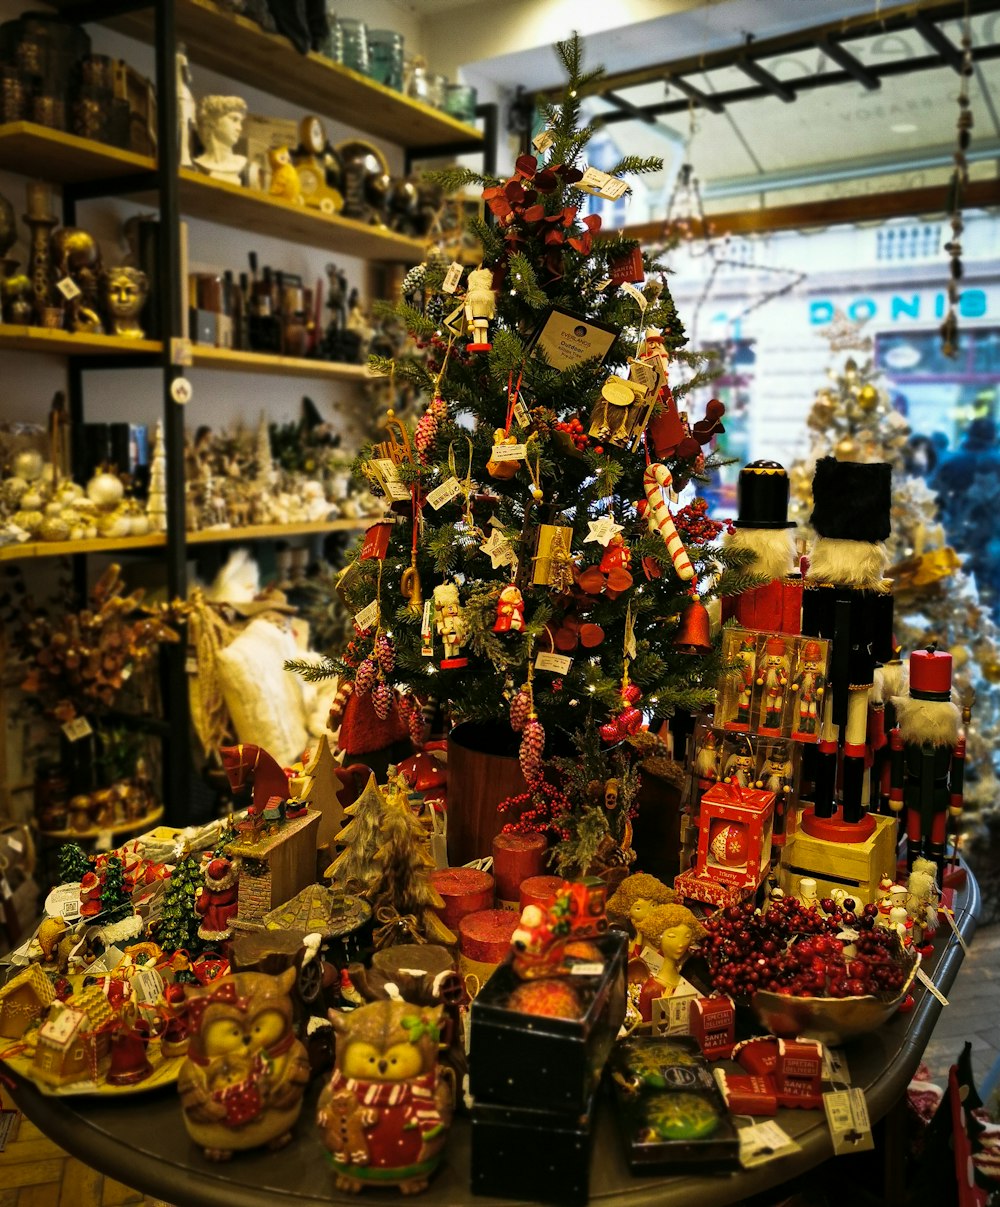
673 598 712 654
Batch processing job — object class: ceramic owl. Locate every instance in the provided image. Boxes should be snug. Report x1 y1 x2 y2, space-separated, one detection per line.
318 1000 453 1194
178 969 310 1161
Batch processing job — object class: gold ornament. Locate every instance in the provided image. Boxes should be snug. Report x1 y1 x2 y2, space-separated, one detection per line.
981 658 1000 684
834 436 860 461
858 384 879 412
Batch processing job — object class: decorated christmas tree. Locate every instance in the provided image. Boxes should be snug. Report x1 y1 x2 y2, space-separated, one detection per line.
293 39 747 862
324 772 387 894
99 854 130 920
57 841 92 885
155 856 204 955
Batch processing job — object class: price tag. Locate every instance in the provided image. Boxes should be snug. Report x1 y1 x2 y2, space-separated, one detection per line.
95 829 114 852
45 884 82 922
940 906 970 955
651 989 697 1035
6 836 22 854
89 945 125 975
569 962 604 977
170 337 193 366
490 442 528 462
427 477 462 510
0 874 12 901
421 599 434 657
61 716 93 743
373 459 411 502
620 280 648 311
628 359 657 392
822 1046 850 1084
579 166 629 199
915 966 949 1006
532 130 555 152
185 655 198 675
132 966 164 1006
354 600 380 631
535 652 572 675
824 1087 873 1155
594 278 613 291
442 261 464 294
738 1120 799 1168
638 945 664 975
56 276 81 301
512 396 531 428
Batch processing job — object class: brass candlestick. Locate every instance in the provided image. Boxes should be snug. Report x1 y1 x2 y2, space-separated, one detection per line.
23 181 58 323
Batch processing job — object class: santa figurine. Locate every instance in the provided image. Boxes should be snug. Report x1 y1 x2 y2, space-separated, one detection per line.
722 460 801 634
493 584 525 633
196 857 239 943
889 645 966 875
801 458 895 834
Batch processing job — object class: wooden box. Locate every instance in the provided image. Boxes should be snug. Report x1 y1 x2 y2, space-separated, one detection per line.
778 812 897 906
226 810 320 930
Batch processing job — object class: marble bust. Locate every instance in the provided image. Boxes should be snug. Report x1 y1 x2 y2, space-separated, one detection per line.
194 96 248 185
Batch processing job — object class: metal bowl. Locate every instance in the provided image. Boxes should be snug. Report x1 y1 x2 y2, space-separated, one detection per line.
750 952 921 1045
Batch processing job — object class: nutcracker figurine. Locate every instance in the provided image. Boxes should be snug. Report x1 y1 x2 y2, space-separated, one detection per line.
723 738 755 788
725 635 757 732
433 582 468 668
756 635 789 733
889 646 965 875
691 728 721 809
801 458 895 836
790 640 826 739
464 266 496 352
493 584 525 633
721 461 801 633
757 741 795 846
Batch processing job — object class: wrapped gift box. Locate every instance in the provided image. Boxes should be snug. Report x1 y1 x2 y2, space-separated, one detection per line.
694 781 775 893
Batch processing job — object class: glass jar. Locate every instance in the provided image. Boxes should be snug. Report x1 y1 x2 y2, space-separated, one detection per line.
368 29 404 90
444 83 477 124
427 73 448 110
404 56 429 104
320 6 343 62
337 18 369 75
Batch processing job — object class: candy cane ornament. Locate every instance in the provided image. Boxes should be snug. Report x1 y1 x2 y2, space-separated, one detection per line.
641 463 695 581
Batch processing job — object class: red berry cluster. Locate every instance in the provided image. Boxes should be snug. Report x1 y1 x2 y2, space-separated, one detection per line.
780 925 907 999
703 898 839 998
555 416 589 451
498 781 572 842
673 498 734 546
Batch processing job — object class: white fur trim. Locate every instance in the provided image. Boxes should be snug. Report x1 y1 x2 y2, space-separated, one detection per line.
725 527 796 582
807 538 889 589
891 694 961 746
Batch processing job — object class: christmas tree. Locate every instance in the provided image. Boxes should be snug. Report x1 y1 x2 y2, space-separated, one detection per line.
147 420 167 533
99 854 131 920
154 856 204 955
58 842 91 885
324 772 386 894
293 38 747 834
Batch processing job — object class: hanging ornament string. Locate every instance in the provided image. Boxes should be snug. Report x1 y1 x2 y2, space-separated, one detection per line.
505 366 526 435
525 438 544 503
941 0 973 358
449 437 482 541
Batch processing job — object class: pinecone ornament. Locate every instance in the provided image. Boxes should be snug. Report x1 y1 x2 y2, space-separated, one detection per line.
355 656 378 696
374 633 396 673
372 681 393 721
415 395 447 462
519 717 545 785
401 694 427 748
510 686 532 733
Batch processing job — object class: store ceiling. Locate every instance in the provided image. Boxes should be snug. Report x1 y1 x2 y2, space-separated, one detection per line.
458 0 1000 206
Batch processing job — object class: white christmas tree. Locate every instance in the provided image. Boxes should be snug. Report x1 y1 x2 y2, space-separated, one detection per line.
146 420 168 533
254 412 275 486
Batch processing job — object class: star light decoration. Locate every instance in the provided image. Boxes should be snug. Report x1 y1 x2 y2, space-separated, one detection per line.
481 528 515 569
585 515 624 547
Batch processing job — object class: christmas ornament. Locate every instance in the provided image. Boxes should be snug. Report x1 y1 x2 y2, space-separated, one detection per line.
673 598 712 654
585 514 624 547
432 582 467 668
493 585 525 633
857 384 879 412
533 524 575 590
519 717 545 785
374 633 396 673
415 395 447 462
464 266 496 351
372 681 394 721
486 428 519 480
708 822 748 867
355 656 378 696
482 527 515 570
834 436 860 461
510 686 532 733
640 463 695 580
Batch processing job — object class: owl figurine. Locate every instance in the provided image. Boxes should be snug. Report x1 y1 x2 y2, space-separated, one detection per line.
269 146 304 205
178 969 310 1161
318 1000 453 1194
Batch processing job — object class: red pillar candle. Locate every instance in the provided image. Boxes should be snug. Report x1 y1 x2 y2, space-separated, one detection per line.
459 908 519 965
492 832 547 907
519 875 566 913
431 867 495 932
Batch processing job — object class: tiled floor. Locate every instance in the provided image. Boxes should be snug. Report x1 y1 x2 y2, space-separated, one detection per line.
1 925 997 1206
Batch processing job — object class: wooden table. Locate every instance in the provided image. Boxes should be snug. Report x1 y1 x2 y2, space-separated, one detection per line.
4 870 979 1207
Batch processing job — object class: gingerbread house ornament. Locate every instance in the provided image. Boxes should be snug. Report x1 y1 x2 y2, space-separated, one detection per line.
0 964 55 1039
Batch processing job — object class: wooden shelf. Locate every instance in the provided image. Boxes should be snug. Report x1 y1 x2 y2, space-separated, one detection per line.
0 122 154 183
51 0 482 151
189 346 381 382
39 806 164 842
0 533 166 562
0 325 162 357
186 519 370 544
170 170 426 261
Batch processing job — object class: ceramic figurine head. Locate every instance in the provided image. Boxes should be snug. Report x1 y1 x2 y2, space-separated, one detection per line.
636 902 706 967
102 266 148 337
196 95 247 153
605 871 675 927
329 999 443 1083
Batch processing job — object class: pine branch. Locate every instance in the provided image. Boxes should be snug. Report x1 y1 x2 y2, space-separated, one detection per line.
607 155 664 178
285 656 339 682
424 166 499 193
507 252 549 310
469 215 504 262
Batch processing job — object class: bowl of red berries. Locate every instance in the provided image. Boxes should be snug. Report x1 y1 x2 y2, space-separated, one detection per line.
703 896 919 1046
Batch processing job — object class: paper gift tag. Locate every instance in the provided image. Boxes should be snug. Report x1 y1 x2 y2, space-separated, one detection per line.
824 1087 874 1155
61 716 93 742
532 130 555 152
490 442 528 462
738 1120 799 1168
535 652 572 674
427 477 462 510
354 600 379 631
512 395 531 427
620 280 647 310
56 276 81 301
940 906 970 955
442 261 464 294
915 966 949 1006
579 166 629 199
822 1046 850 1084
421 599 434 657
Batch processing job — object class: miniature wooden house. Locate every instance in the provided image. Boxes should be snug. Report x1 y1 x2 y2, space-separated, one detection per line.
227 809 321 931
32 989 114 1087
0 965 55 1039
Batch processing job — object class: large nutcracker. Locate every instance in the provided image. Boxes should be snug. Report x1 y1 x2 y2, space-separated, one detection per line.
801 458 895 835
889 646 965 875
722 460 801 633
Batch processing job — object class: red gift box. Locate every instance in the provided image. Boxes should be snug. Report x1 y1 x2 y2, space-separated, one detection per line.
734 1036 779 1077
673 868 751 908
689 996 736 1060
360 521 394 561
775 1038 823 1109
714 1070 778 1116
694 782 775 891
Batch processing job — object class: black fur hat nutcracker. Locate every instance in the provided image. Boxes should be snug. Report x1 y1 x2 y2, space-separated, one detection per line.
889 646 966 876
801 457 895 839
